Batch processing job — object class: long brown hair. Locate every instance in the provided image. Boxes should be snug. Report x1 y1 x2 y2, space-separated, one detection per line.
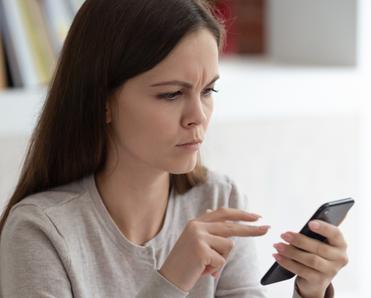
0 0 225 234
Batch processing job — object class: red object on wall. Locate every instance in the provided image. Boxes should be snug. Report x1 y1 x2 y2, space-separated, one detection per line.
214 0 265 55
214 0 237 55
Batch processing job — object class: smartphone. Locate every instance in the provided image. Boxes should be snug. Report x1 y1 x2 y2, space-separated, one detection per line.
260 197 354 286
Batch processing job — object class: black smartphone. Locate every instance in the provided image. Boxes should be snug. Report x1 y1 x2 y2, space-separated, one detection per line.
260 197 354 286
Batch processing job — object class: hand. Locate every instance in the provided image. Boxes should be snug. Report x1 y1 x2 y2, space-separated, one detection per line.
273 220 348 298
159 207 270 292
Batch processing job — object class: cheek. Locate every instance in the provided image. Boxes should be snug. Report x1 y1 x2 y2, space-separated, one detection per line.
149 111 178 138
203 99 214 125
117 105 178 149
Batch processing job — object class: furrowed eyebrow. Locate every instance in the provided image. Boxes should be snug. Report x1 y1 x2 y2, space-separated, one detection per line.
150 75 220 89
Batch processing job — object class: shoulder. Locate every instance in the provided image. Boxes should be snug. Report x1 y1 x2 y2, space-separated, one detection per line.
11 177 88 212
191 168 236 194
9 175 90 216
2 175 92 238
206 168 248 209
205 168 234 188
182 168 248 212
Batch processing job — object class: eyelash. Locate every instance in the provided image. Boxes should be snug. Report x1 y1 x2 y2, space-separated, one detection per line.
158 88 219 101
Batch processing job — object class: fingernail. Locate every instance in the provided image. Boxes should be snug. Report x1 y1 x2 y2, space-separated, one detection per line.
273 243 284 252
259 225 271 230
206 209 213 213
281 232 293 242
250 213 262 218
309 221 320 230
273 253 282 261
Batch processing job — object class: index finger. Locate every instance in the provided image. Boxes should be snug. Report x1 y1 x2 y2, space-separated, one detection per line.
205 221 270 238
308 220 347 248
199 207 262 223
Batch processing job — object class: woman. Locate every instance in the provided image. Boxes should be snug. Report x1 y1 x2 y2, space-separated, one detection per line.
0 0 348 297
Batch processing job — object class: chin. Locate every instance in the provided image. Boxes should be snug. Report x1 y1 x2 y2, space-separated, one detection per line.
167 159 198 175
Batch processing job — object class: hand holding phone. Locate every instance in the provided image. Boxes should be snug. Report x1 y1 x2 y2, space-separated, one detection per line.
260 197 354 286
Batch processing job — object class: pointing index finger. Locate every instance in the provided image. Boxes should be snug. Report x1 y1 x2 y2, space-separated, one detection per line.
206 221 270 237
201 207 262 223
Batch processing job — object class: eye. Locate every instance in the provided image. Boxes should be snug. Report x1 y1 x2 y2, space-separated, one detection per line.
202 88 219 96
157 91 182 101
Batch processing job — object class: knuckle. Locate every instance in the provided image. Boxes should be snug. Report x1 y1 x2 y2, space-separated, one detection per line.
328 267 338 278
218 207 229 215
333 233 341 243
186 220 205 238
332 229 342 241
306 271 320 283
217 257 226 268
225 222 235 232
308 255 319 268
340 254 349 266
291 234 301 246
227 239 235 251
193 242 206 259
315 243 324 256
312 274 323 285
296 266 306 277
187 219 200 231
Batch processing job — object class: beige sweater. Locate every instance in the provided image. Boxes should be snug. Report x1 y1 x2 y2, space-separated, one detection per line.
0 169 332 297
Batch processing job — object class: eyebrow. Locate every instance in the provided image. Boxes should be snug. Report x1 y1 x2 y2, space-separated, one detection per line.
150 75 220 88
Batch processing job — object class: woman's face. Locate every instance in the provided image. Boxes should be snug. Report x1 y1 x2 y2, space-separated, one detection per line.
106 28 220 174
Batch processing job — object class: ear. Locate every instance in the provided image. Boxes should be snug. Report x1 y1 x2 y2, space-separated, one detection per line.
105 102 112 124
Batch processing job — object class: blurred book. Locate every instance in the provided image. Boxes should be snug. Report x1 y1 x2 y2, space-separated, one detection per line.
0 33 7 90
42 0 73 55
0 0 29 87
215 0 265 55
18 0 57 85
215 0 238 54
232 0 265 54
0 0 76 88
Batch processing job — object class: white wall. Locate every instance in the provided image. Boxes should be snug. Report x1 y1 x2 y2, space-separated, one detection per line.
356 0 371 294
0 88 45 212
267 0 358 66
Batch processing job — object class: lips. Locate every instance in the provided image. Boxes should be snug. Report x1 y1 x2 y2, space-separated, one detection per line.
176 139 203 146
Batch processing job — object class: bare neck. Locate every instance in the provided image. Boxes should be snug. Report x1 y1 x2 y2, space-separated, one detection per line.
95 169 171 246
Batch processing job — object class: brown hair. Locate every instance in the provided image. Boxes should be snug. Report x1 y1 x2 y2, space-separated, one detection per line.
0 0 225 234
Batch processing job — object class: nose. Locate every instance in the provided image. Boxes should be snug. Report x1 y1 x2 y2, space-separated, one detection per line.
181 95 210 128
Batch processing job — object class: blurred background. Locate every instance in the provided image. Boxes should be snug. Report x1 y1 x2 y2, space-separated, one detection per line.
0 0 369 297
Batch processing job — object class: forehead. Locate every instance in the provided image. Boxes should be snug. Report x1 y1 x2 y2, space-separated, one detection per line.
137 29 220 83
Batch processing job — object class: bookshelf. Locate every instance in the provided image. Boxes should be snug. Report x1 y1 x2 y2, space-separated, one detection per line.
0 0 84 89
0 0 266 90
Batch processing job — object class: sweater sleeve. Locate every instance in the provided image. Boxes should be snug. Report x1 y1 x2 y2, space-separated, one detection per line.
215 178 268 297
135 269 189 298
293 280 335 298
0 204 73 298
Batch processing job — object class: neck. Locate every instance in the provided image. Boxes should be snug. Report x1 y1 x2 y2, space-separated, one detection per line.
95 163 171 246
